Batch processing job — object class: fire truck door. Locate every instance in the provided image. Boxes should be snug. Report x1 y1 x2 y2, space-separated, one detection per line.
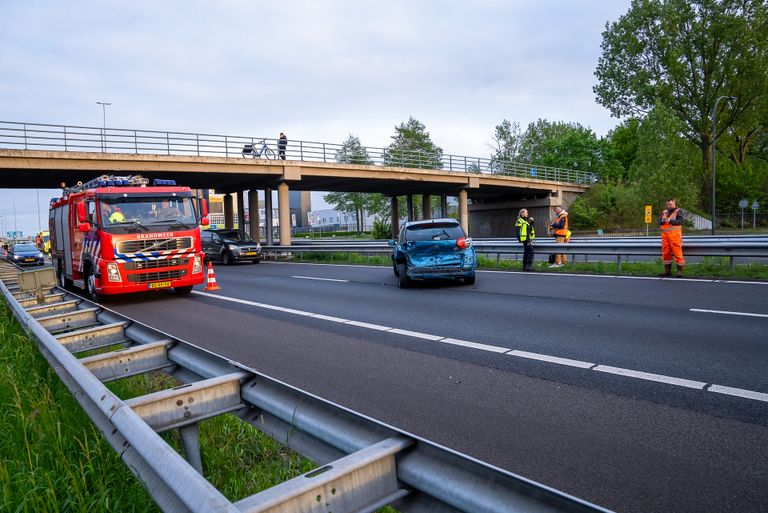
71 201 85 274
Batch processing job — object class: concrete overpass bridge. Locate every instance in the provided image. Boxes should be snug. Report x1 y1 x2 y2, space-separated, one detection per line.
0 121 591 242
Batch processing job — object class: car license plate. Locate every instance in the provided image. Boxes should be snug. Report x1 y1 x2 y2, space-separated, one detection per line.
24 258 35 262
147 281 172 289
245 252 257 256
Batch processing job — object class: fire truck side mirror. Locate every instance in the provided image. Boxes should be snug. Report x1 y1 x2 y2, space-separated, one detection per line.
201 217 210 227
77 202 87 223
78 222 91 233
201 198 209 217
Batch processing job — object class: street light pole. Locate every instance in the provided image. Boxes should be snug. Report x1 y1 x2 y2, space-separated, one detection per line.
96 101 111 152
711 95 735 235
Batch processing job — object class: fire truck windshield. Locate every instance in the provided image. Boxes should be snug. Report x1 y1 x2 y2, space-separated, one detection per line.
98 195 198 233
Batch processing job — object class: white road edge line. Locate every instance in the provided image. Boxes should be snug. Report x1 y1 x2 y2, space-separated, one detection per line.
690 308 768 318
292 275 349 282
192 290 768 403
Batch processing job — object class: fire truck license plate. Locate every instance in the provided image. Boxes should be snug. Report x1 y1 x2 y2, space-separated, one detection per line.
148 281 172 289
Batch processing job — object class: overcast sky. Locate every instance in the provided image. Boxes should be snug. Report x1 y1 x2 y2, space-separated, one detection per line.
0 0 631 236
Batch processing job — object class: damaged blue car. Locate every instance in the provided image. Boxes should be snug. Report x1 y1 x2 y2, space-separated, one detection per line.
389 218 476 288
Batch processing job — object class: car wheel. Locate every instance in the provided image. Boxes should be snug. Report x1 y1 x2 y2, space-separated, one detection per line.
174 285 193 296
464 274 476 285
393 260 400 277
222 252 232 266
397 263 410 289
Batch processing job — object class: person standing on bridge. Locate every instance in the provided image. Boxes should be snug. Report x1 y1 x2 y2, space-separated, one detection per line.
659 197 685 277
278 132 287 160
515 208 535 272
550 206 569 267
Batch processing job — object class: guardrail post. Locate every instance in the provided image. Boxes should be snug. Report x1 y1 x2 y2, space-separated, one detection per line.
300 140 304 161
24 123 28 149
134 130 138 154
179 423 204 475
225 136 228 158
729 256 735 272
449 155 453 171
617 255 623 272
64 126 68 151
166 132 170 155
323 143 327 163
196 134 200 156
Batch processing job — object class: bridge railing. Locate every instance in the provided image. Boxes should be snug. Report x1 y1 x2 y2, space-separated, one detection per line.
0 120 595 185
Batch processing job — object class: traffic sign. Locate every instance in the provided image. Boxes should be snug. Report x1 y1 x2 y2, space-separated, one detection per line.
644 205 652 224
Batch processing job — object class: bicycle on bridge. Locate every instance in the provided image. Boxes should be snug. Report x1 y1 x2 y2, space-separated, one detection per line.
241 138 276 159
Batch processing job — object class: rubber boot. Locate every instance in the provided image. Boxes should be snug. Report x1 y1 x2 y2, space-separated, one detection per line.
676 264 685 277
659 264 672 277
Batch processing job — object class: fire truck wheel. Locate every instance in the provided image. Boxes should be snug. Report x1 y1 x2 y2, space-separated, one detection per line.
85 268 101 303
57 263 71 290
174 286 193 296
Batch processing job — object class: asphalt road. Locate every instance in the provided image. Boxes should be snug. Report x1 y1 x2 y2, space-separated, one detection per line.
104 262 768 513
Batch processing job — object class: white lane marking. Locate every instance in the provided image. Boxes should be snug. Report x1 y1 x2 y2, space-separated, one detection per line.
192 290 768 402
509 350 595 369
690 308 768 319
593 365 706 389
708 385 768 403
479 269 768 285
292 275 349 283
441 338 510 353
388 328 444 341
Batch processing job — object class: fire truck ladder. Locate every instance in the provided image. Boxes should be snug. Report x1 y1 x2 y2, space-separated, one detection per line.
0 260 611 513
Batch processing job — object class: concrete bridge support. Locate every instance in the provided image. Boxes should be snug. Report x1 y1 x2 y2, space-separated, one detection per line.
390 196 399 239
440 194 447 218
248 189 260 242
422 194 431 220
459 190 469 235
236 191 245 232
223 193 234 229
278 182 291 246
406 195 414 221
264 188 273 245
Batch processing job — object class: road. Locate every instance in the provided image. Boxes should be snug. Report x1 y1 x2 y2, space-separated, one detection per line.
103 262 768 513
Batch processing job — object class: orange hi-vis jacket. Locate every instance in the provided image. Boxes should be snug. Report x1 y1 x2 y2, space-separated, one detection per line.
553 212 569 237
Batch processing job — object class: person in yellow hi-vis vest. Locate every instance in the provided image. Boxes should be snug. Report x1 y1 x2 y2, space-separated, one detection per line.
109 206 125 224
659 197 685 277
515 208 536 272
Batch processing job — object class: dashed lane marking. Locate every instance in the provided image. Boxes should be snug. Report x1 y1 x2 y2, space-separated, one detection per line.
292 275 349 282
690 308 768 318
192 290 768 403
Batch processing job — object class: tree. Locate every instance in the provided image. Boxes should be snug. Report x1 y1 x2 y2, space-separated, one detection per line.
335 134 373 166
491 119 524 167
594 0 768 209
383 117 444 169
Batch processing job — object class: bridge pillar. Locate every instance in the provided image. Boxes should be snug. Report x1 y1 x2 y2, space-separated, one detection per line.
223 193 234 229
459 190 469 235
440 194 448 218
406 195 414 221
248 189 260 242
422 194 431 220
264 188 273 245
278 182 291 246
390 196 399 239
236 191 245 232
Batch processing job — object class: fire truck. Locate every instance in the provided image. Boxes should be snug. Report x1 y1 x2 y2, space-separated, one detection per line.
50 175 209 300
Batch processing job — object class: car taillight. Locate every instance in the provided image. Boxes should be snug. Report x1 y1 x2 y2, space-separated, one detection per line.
456 237 471 249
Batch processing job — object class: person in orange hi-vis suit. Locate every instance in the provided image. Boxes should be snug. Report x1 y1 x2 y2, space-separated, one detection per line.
658 197 685 277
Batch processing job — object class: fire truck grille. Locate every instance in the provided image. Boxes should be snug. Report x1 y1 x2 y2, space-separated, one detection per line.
127 269 188 283
124 258 185 271
117 237 193 254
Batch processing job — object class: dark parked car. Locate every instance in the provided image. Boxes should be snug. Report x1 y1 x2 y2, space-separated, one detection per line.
201 229 261 265
389 218 476 288
7 243 45 266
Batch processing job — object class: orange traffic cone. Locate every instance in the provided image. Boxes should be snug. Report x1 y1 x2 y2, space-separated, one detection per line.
203 262 221 291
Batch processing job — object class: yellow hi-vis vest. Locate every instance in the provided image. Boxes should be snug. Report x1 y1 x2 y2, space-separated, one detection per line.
516 217 535 242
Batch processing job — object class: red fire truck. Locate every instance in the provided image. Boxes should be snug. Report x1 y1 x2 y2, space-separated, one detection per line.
50 175 209 300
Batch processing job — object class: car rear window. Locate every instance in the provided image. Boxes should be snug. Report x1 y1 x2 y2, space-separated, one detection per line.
405 223 465 241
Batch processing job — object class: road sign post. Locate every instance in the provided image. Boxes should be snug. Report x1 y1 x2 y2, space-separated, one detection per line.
644 205 652 236
753 201 760 229
739 199 749 229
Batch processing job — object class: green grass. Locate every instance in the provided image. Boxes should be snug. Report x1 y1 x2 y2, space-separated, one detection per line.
286 252 768 280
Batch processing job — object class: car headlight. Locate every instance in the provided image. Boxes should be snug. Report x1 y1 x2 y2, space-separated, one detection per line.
12 255 20 260
107 262 122 282
38 253 44 258
192 255 202 274
227 244 240 252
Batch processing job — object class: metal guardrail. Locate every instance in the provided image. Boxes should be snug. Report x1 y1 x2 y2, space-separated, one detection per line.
265 235 768 272
0 260 611 513
0 120 595 185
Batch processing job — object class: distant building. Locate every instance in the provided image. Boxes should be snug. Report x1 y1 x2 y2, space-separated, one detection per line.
307 209 374 231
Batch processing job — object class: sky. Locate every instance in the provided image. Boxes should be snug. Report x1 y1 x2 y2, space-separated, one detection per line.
0 0 632 237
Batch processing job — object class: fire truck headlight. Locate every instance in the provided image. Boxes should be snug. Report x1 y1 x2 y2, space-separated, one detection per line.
106 262 122 282
193 255 202 274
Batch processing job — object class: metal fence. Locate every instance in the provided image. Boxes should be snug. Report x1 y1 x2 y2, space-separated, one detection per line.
0 120 595 184
0 261 610 513
264 235 768 272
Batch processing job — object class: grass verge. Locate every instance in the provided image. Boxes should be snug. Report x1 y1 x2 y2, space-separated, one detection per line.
285 252 768 280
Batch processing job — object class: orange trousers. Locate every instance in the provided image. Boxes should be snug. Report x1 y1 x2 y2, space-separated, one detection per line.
661 230 685 265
